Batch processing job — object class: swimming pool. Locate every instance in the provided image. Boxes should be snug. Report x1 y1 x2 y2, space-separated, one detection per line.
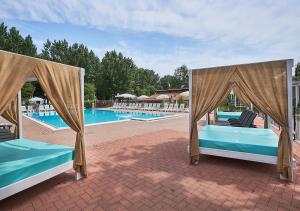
25 109 174 129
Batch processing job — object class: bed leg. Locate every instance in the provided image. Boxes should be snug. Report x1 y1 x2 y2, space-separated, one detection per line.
279 174 288 180
279 158 297 181
75 172 82 180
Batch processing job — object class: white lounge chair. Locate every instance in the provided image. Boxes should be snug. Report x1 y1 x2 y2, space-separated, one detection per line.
44 104 50 111
117 103 122 109
49 105 55 111
21 106 27 113
121 103 126 109
167 104 174 112
143 103 148 111
39 105 45 112
133 103 138 110
179 104 185 112
173 104 179 112
162 103 169 112
155 103 161 111
27 106 33 113
137 103 142 110
184 107 189 113
146 103 153 111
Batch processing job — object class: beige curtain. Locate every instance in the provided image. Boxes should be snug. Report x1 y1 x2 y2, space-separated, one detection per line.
234 61 292 180
0 51 35 114
0 50 87 177
232 84 252 107
190 67 235 163
2 96 19 138
34 62 87 177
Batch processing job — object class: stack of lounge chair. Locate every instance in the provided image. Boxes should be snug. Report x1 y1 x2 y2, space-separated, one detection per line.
21 104 55 113
111 102 188 113
218 110 257 128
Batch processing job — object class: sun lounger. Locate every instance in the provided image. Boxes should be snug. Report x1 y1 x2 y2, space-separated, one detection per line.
179 104 185 112
152 103 158 111
167 104 174 112
131 103 136 110
21 106 27 113
0 128 14 141
219 110 257 128
44 104 50 111
162 103 169 112
49 105 55 111
155 103 161 111
38 105 45 112
121 103 127 109
27 106 33 113
173 104 179 112
228 110 249 123
146 103 152 111
231 112 257 127
142 103 148 111
184 107 189 113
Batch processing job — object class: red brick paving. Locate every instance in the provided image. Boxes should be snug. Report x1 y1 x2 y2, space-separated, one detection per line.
1 129 300 210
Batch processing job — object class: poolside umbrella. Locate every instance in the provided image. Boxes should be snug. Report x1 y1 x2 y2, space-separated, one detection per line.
156 94 170 100
29 97 44 103
115 93 137 99
137 95 149 100
176 91 189 100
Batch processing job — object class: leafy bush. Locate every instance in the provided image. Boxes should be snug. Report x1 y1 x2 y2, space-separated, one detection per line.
84 83 96 101
84 101 93 108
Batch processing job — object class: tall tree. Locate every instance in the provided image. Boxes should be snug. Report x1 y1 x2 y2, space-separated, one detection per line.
40 39 101 85
96 51 136 99
294 62 300 81
0 22 37 56
174 65 189 88
131 68 161 96
21 82 35 105
160 75 177 90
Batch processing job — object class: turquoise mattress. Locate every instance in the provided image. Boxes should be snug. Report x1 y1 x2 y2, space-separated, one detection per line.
0 139 74 188
217 112 242 120
199 125 278 156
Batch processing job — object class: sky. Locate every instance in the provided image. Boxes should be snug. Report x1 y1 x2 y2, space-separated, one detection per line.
0 0 299 76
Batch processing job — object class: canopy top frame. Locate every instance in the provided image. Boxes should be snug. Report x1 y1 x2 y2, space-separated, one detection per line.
191 59 294 72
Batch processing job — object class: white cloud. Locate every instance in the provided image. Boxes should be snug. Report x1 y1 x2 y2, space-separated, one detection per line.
0 0 299 74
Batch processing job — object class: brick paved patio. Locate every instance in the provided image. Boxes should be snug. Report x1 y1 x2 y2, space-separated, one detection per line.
1 124 300 210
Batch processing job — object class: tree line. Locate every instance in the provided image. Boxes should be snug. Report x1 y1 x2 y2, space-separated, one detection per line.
0 22 188 101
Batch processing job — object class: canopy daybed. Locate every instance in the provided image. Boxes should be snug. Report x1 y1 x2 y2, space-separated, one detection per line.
189 59 294 181
0 50 86 200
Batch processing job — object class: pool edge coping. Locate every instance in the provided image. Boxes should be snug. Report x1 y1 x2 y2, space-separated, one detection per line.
23 112 182 131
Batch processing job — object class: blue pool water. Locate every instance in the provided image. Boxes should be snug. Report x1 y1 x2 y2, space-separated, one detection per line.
26 109 173 129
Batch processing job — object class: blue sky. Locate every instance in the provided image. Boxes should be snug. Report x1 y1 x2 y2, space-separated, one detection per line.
0 0 299 75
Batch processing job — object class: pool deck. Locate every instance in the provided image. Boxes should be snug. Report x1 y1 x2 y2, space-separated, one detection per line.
1 110 300 210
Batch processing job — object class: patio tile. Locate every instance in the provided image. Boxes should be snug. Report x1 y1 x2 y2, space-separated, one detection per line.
1 113 300 210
